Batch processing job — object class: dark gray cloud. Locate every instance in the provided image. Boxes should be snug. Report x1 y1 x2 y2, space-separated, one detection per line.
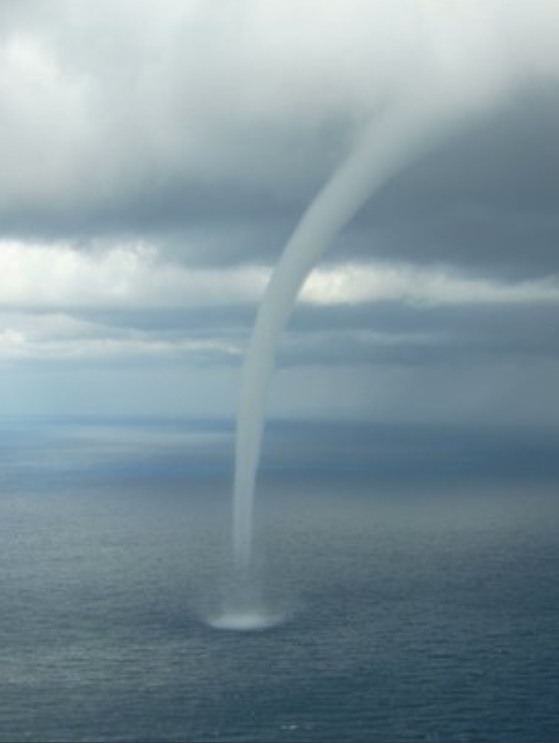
342 92 559 277
2 89 558 278
278 299 559 369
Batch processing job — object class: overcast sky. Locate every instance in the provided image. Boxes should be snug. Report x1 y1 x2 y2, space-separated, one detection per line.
1 0 558 426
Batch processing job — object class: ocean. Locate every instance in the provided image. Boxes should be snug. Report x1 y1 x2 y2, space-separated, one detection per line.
0 416 557 742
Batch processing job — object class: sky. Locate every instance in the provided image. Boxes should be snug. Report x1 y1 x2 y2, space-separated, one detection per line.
1 0 559 426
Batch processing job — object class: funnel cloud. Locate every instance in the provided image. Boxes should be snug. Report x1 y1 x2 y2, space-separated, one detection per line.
231 0 559 575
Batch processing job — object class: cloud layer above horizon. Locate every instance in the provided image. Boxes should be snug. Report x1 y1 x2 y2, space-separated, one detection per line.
1 0 558 423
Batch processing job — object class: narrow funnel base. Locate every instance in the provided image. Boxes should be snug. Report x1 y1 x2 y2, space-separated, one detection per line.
209 610 281 632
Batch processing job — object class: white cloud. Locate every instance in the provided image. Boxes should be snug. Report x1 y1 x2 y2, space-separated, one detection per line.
2 239 558 315
2 238 558 368
301 262 559 307
0 239 266 309
0 310 242 364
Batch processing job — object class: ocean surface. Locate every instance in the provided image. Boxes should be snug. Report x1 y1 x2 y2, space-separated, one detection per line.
0 416 558 742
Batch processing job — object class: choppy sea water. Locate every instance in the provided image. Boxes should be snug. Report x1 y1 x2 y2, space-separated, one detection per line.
0 417 558 742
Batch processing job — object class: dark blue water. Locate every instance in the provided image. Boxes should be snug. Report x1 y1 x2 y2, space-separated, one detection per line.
0 417 558 742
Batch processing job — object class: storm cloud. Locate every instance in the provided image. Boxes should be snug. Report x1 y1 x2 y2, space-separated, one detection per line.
0 0 558 423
